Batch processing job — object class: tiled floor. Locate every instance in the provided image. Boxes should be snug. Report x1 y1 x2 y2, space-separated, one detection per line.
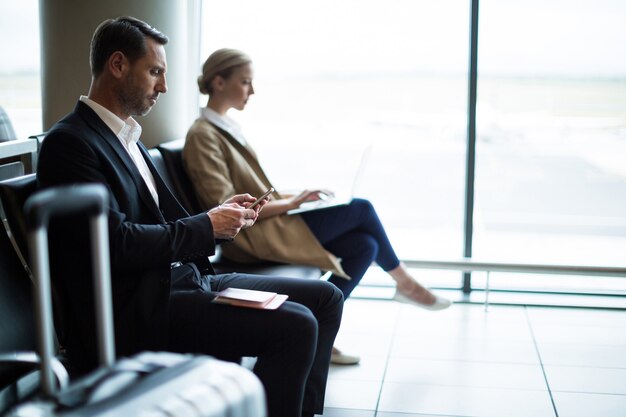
316 299 626 417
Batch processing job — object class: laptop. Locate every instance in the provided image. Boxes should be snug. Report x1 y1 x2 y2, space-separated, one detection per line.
287 145 372 215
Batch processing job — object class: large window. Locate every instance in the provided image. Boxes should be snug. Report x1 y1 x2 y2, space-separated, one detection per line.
474 0 626 299
200 0 626 303
201 0 470 290
0 1 41 140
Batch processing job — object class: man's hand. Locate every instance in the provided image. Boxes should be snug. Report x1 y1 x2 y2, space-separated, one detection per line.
207 194 265 239
226 192 270 216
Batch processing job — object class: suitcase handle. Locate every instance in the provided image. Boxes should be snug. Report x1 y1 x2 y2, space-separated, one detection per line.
24 184 114 397
24 184 109 230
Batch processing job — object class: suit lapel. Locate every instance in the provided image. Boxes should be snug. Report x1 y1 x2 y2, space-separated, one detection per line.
76 102 164 221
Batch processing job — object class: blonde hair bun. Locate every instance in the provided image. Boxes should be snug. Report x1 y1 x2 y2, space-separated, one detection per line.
198 48 251 95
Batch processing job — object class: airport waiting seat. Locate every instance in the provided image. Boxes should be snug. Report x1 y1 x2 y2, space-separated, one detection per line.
0 109 38 179
155 139 205 215
0 175 69 413
149 140 322 280
0 106 17 142
0 174 36 269
0 210 39 413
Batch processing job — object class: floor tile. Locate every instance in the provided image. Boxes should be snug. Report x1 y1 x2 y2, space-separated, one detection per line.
531 323 626 346
385 358 547 390
329 355 388 382
527 307 626 328
552 392 626 417
319 299 626 416
323 379 381 410
537 343 626 368
394 320 534 342
391 334 540 364
339 299 401 335
394 306 530 333
417 303 528 321
333 331 394 357
315 408 375 417
545 365 626 394
378 383 555 417
376 413 462 417
394 306 534 342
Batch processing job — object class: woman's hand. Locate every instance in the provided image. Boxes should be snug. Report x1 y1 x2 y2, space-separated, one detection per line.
287 189 334 210
255 189 334 220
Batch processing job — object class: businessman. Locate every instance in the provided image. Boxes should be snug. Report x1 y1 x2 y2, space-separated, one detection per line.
37 16 342 417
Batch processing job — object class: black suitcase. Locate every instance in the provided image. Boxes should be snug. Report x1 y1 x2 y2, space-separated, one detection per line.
6 184 266 417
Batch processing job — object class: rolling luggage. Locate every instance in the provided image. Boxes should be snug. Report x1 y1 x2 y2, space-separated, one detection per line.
6 184 266 417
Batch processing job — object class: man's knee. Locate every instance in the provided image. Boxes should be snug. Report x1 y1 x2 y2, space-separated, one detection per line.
287 304 319 344
313 280 344 321
317 280 344 304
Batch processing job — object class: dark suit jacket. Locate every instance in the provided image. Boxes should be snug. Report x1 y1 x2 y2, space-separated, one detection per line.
37 101 216 372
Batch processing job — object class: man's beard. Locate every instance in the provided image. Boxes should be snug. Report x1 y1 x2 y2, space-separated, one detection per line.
119 76 154 117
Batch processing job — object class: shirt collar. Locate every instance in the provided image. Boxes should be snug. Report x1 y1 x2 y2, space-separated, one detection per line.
118 117 143 145
200 107 246 145
80 96 142 145
201 107 234 131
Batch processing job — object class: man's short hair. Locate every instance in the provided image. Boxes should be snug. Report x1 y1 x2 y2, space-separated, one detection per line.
90 16 169 77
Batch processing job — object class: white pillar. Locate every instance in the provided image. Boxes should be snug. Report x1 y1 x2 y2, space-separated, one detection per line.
40 0 199 148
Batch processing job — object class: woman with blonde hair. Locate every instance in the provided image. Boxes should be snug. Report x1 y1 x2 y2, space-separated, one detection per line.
183 48 451 365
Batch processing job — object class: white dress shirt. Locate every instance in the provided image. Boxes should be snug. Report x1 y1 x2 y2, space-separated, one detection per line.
80 96 159 206
201 107 248 146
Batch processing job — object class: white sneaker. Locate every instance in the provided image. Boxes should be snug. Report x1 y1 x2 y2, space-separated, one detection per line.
393 289 452 311
331 347 360 365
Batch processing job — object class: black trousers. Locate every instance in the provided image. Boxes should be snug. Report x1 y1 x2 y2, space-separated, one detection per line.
166 270 344 417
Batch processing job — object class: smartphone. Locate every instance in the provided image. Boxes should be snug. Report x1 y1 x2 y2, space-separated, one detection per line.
248 187 274 210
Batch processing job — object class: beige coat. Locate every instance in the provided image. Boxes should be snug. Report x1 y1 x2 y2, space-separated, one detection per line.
183 119 348 279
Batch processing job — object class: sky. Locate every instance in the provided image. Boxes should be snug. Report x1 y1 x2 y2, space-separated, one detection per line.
2 0 626 77
201 0 626 79
0 0 40 73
